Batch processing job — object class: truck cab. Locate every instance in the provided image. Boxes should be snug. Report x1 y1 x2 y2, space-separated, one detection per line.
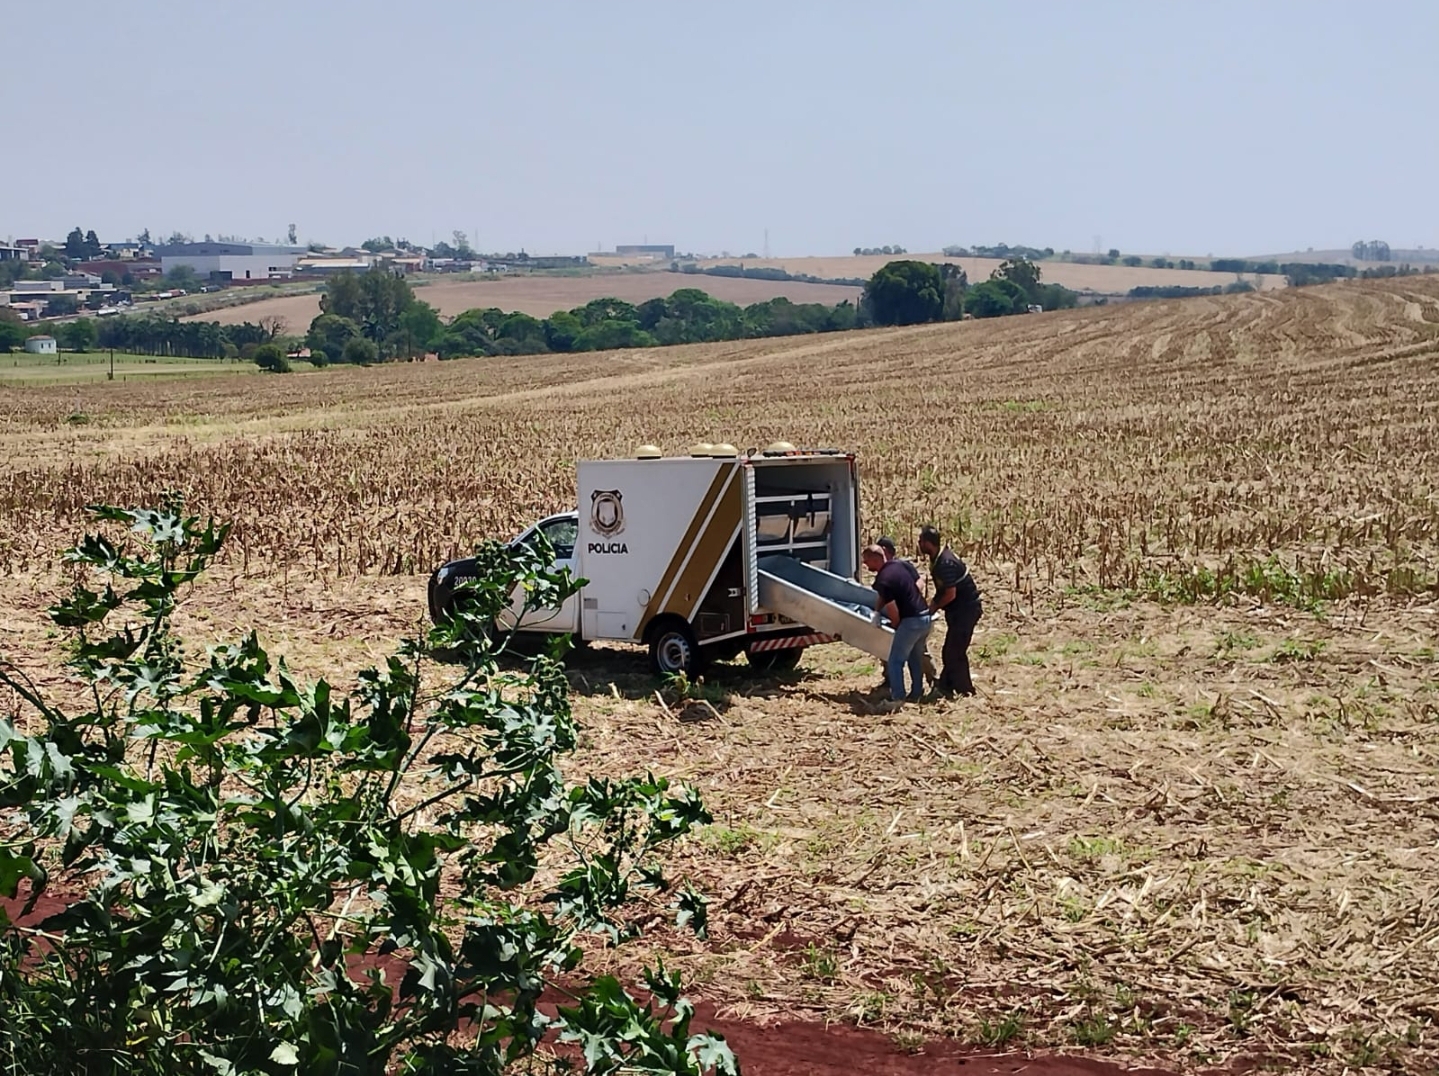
427 511 581 636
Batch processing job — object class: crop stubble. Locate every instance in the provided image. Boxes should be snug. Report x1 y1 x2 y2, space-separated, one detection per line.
2 277 1439 1070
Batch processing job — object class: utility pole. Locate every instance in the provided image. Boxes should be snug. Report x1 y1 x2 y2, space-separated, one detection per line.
108 347 114 381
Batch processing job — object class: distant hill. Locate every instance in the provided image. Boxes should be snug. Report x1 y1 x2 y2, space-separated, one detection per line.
1246 247 1439 266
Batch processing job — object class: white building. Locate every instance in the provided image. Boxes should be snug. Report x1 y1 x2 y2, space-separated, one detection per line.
294 256 376 276
155 242 304 283
24 335 57 355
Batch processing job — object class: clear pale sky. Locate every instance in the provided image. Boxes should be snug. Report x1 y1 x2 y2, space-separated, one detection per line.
11 1 1435 257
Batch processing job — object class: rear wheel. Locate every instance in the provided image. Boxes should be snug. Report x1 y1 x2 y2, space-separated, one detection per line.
746 646 804 674
649 621 701 678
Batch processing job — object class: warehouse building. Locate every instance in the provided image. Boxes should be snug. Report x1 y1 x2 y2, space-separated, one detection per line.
155 242 305 283
614 244 675 258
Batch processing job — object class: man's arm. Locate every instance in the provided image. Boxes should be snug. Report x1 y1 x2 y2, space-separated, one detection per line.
879 598 900 625
929 585 956 615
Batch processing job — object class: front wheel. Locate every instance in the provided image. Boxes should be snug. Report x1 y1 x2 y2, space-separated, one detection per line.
746 646 804 674
649 621 701 678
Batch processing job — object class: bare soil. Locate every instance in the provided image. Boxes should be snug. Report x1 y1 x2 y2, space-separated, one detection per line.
188 273 862 327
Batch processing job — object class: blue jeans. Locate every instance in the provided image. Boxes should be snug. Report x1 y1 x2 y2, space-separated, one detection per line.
887 614 933 701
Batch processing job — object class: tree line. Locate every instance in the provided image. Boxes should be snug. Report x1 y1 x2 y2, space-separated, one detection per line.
675 263 868 287
861 258 1079 326
300 269 862 364
1127 283 1253 300
0 307 284 358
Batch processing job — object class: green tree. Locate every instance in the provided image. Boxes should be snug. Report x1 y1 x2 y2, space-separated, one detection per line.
57 317 97 352
498 312 548 348
165 265 201 291
361 236 394 252
252 342 292 372
544 309 583 352
318 269 364 319
45 295 80 317
1036 282 1079 311
342 336 379 365
964 279 1020 318
84 229 102 258
636 296 669 331
572 320 656 351
435 307 505 358
394 301 443 356
306 313 362 359
319 267 416 349
993 258 1042 303
0 503 730 1076
307 346 329 368
941 264 969 320
64 226 87 260
862 260 944 326
575 297 639 327
0 311 28 352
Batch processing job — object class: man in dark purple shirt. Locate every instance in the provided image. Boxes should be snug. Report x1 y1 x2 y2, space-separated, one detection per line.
863 544 933 705
875 536 936 692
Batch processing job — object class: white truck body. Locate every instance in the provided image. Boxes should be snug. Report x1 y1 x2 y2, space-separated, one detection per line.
482 448 897 673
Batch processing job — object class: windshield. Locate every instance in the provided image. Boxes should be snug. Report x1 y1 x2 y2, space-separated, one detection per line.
512 514 578 560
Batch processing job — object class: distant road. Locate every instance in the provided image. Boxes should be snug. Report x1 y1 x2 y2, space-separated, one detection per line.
185 274 862 327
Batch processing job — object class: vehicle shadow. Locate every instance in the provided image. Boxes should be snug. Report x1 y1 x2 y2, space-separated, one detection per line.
560 644 825 713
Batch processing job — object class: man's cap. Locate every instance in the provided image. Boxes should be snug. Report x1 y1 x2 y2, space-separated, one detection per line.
877 536 897 554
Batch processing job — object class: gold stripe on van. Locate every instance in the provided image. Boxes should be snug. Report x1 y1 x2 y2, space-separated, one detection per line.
663 478 743 621
634 465 733 638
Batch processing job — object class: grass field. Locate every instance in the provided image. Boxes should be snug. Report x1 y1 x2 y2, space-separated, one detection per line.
3 277 1438 1071
0 350 259 386
186 273 865 327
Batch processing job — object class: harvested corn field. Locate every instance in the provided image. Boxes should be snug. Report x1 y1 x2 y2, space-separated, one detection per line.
3 277 1439 1071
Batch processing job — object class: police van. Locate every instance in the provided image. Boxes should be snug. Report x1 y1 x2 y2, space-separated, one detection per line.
427 443 896 676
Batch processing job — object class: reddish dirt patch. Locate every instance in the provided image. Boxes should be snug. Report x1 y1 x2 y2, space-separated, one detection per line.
690 1004 1178 1076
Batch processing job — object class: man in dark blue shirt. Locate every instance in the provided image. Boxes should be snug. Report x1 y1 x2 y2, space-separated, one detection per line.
918 525 982 697
863 544 933 705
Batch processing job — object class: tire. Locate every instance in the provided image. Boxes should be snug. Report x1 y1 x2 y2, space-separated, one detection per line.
746 646 804 674
648 620 701 678
427 558 478 626
427 566 501 663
